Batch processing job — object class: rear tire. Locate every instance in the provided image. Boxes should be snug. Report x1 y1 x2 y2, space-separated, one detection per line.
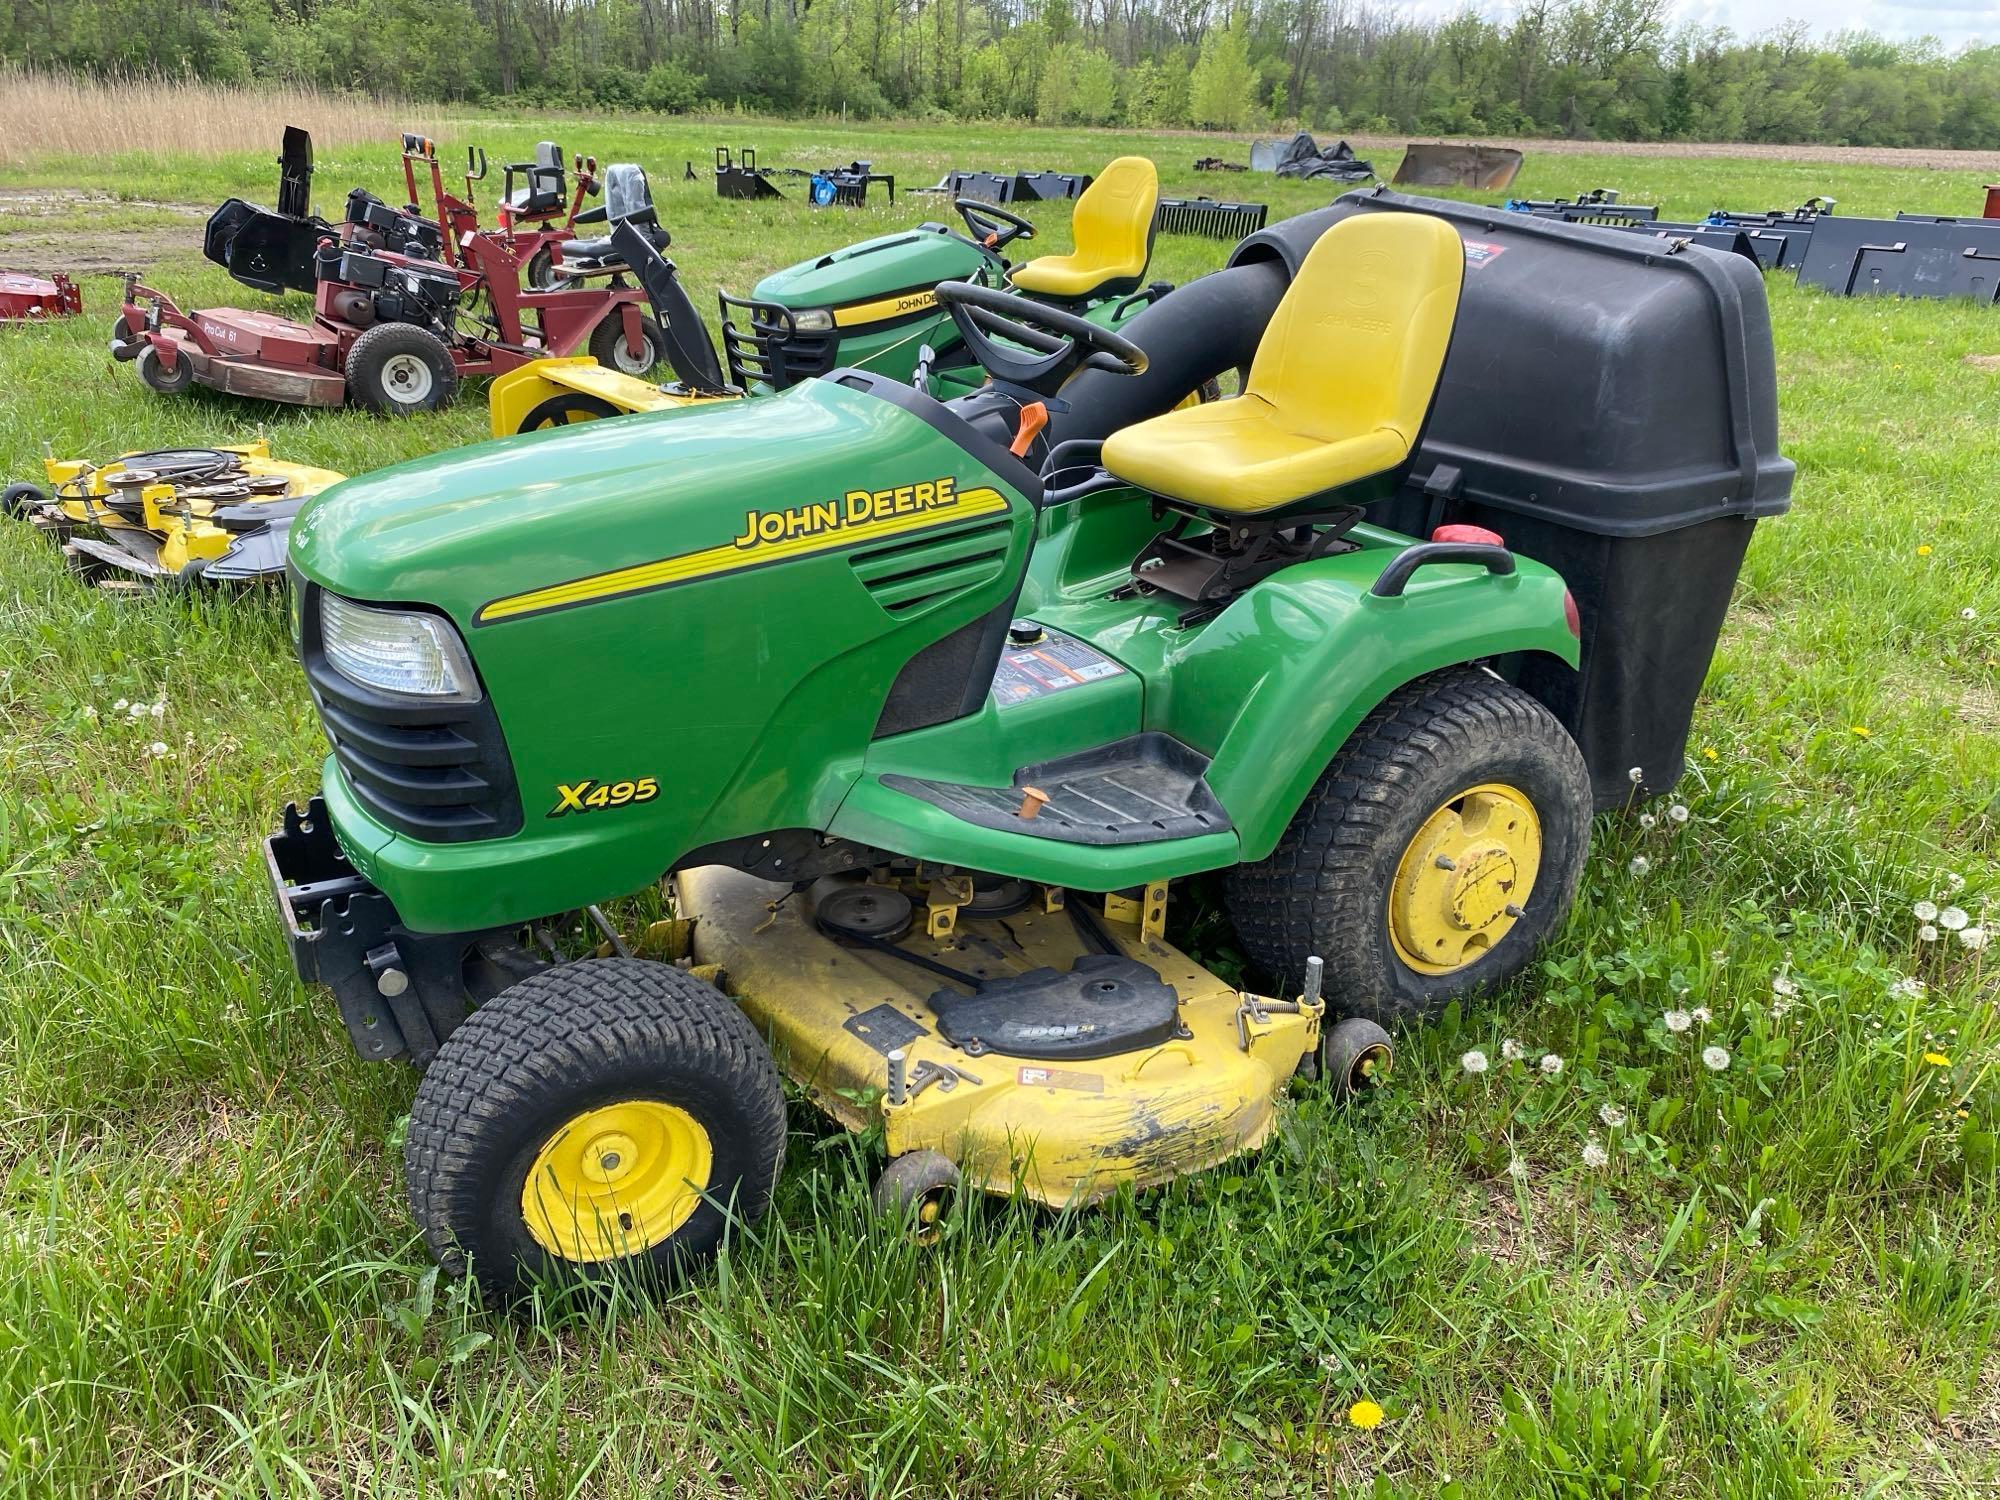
406 958 787 1300
588 312 664 376
136 344 193 396
345 322 459 415
1226 666 1591 1027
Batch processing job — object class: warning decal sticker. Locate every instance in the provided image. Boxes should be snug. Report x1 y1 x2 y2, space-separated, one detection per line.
990 629 1127 708
1462 239 1508 269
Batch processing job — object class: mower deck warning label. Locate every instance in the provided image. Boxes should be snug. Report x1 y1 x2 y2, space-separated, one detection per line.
990 628 1127 707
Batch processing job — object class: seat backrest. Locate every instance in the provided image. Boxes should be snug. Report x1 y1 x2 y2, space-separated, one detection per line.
1247 213 1464 450
604 163 657 227
1070 156 1158 274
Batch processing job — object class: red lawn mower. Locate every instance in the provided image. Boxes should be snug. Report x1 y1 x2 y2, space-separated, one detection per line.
113 156 669 415
0 271 82 322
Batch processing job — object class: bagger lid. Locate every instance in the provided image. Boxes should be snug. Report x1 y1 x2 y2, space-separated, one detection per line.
1228 190 1795 537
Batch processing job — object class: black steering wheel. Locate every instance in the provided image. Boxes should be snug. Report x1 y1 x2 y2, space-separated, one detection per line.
954 198 1037 254
933 280 1147 397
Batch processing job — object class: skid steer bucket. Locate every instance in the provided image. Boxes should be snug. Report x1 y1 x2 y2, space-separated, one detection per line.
1393 143 1524 192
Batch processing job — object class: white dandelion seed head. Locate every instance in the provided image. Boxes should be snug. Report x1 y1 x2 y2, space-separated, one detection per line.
147 741 168 758
1629 856 1651 877
1772 973 1799 997
1945 873 1966 894
1539 1053 1564 1076
1639 813 1656 830
1702 1045 1731 1072
1627 766 1644 784
1692 1006 1712 1024
1667 804 1690 824
1915 899 1939 922
1963 608 1979 621
1461 1049 1490 1075
149 701 164 718
1940 907 1969 932
1919 925 1940 943
1711 950 1729 966
82 705 97 720
1599 1103 1627 1128
1501 1038 1525 1062
1581 1138 1609 1169
1664 1009 1693 1034
1770 997 1794 1018
1506 1155 1528 1179
1961 927 1990 953
113 698 127 711
127 701 147 719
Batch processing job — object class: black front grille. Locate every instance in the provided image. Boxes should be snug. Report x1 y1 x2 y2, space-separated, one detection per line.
717 291 836 389
300 585 522 843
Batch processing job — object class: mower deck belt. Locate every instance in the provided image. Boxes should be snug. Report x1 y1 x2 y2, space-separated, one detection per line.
882 731 1230 846
927 953 1183 1061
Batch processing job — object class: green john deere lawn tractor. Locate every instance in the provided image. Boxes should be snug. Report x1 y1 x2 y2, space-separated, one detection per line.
267 189 1793 1296
487 156 1173 432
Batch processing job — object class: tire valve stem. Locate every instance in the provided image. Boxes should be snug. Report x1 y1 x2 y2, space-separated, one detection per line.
1302 955 1324 1009
1504 902 1526 919
887 1048 909 1108
1434 854 1458 871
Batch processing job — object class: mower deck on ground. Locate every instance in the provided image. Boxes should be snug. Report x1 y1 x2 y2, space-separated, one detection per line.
4 441 344 588
0 270 83 322
265 190 1791 1299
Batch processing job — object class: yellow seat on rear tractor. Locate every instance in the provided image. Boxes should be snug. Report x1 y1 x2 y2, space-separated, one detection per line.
1009 157 1159 303
1101 212 1465 515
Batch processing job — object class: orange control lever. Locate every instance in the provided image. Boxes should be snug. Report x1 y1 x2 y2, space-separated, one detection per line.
1009 401 1049 457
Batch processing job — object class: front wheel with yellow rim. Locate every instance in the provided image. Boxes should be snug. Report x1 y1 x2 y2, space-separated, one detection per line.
1225 665 1592 1030
405 958 788 1299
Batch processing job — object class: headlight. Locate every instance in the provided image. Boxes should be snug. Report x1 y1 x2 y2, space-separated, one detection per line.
320 592 480 701
790 307 834 333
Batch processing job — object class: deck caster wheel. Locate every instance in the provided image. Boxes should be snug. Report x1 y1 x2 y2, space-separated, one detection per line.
1323 1017 1392 1099
2 483 46 520
872 1150 960 1246
405 958 787 1300
517 393 623 430
346 322 459 415
136 344 193 396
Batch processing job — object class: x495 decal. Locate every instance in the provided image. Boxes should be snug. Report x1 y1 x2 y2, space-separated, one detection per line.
547 777 660 819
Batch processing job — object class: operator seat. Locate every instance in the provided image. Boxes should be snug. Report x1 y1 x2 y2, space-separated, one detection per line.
1009 157 1159 303
506 141 567 219
561 163 672 266
1102 212 1464 517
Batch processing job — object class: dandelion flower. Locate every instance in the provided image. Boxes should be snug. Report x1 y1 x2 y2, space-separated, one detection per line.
1851 725 1871 738
1599 1103 1627 1128
1667 804 1690 823
1961 927 1990 953
1919 925 1939 943
1501 1038 1526 1062
1582 1138 1609 1169
1627 766 1644 785
1539 1053 1564 1076
1772 974 1798 998
149 701 165 719
1917 544 1932 557
1639 813 1656 830
113 698 127 711
1348 1399 1385 1429
1924 1052 1952 1068
127 701 148 719
1701 747 1718 761
1461 1049 1490 1075
147 741 169 758
1692 1006 1712 1024
1664 1009 1693 1034
1702 1046 1730 1072
1964 608 1980 621
1940 907 1969 932
1915 900 1939 922
1629 856 1651 877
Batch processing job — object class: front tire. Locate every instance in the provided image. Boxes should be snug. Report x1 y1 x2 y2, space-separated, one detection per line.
588 312 665 376
1226 666 1591 1026
406 958 788 1299
345 322 459 415
136 344 193 396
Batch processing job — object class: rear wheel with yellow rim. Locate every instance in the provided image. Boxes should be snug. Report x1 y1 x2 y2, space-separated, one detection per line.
406 958 788 1298
1226 665 1591 1030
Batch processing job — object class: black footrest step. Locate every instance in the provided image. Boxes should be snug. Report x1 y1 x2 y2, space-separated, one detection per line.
882 732 1230 845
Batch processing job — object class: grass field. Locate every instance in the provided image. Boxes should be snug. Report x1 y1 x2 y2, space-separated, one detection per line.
1 109 1997 1497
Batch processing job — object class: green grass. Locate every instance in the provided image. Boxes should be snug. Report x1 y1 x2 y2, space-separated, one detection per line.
1 115 1997 1497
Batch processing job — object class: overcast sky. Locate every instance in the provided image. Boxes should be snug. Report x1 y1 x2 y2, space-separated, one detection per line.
1401 0 1994 50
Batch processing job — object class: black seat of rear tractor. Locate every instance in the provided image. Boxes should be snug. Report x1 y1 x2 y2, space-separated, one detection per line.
562 223 670 263
506 141 566 218
561 164 670 265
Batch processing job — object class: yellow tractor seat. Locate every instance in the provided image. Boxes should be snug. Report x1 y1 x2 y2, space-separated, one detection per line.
1008 157 1159 303
1102 212 1465 516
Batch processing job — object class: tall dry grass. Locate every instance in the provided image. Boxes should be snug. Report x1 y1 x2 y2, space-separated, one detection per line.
0 67 442 166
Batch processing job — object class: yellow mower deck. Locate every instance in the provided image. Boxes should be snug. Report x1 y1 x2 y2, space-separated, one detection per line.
37 440 343 581
488 356 735 436
678 867 1319 1206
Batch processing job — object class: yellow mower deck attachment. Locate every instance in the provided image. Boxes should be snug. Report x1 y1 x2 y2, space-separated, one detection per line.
489 356 737 437
679 866 1320 1206
26 440 344 586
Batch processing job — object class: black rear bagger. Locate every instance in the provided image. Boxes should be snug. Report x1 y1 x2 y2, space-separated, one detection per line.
1231 190 1795 808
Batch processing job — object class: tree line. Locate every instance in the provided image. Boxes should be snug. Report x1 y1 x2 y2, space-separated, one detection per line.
6 0 1998 148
